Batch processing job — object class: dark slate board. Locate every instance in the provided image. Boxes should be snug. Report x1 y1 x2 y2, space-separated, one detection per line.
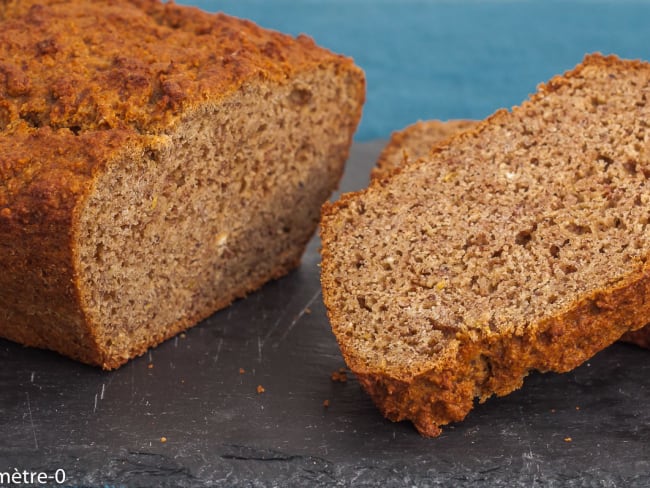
1 142 650 487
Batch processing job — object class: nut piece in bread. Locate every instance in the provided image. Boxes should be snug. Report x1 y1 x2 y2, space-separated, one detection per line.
0 0 365 368
321 54 650 436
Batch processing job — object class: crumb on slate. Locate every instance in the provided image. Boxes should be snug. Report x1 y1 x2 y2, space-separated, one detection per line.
331 368 348 383
257 384 265 394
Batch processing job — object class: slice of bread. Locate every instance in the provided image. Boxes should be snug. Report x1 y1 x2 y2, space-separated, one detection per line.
377 119 650 350
372 120 478 180
321 54 650 436
0 0 364 369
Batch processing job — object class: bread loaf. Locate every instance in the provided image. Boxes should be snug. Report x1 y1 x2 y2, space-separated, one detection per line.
0 0 364 369
376 119 650 350
321 54 650 436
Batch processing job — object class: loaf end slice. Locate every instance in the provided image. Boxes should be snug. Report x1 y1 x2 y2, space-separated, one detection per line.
321 53 650 436
372 120 478 180
0 0 364 368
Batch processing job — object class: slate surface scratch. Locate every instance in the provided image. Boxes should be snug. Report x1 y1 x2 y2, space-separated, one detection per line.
1 142 649 487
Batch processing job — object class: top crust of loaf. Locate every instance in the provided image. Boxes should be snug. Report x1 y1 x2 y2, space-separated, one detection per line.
0 0 362 224
321 53 650 436
0 0 343 134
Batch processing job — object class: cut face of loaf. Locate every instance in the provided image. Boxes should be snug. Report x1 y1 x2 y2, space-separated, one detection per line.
0 0 364 369
377 119 650 350
321 54 650 437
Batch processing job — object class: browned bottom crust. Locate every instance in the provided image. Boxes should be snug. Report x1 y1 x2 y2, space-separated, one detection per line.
620 327 650 349
342 266 650 436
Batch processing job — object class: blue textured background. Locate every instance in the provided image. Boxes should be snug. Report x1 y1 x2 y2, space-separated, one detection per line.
177 1 650 140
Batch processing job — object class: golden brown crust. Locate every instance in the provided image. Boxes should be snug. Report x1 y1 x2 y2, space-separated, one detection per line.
0 0 352 218
321 53 650 436
0 0 364 368
0 0 341 134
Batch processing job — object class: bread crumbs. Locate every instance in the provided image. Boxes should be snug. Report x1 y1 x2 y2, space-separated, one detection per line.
257 385 265 394
331 368 348 383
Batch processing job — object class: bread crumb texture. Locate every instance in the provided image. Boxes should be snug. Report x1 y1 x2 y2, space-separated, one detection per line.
0 0 364 369
321 53 650 437
372 119 478 180
375 118 650 349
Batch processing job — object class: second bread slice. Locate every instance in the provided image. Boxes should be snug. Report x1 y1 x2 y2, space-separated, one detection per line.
321 54 650 436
